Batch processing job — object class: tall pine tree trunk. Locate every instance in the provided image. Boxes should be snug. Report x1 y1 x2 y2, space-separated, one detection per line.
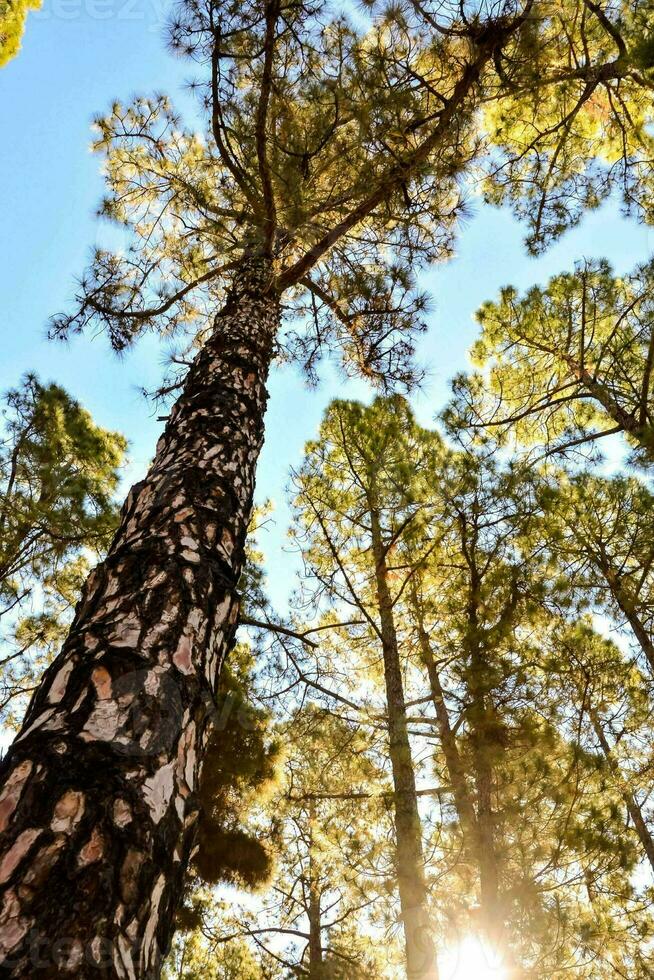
409 584 478 852
588 704 654 874
307 876 323 980
0 256 279 978
369 500 438 980
600 562 654 674
410 577 504 952
464 580 503 948
307 807 324 980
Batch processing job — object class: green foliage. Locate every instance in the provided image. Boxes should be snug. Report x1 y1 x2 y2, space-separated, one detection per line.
0 374 126 723
194 643 282 890
481 0 654 251
52 0 654 398
0 0 41 67
163 926 266 980
537 471 654 653
446 257 654 463
0 374 126 599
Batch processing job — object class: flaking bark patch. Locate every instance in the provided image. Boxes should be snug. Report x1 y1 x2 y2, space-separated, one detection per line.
0 761 32 834
0 829 41 884
51 791 85 834
78 827 105 867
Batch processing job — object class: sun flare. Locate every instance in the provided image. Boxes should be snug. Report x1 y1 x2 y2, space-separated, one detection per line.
438 935 507 980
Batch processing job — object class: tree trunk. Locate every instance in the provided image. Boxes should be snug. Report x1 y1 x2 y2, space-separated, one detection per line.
307 879 323 980
567 358 643 444
588 705 654 874
369 503 438 980
409 585 478 853
307 810 323 980
600 563 654 675
0 255 279 978
463 579 503 948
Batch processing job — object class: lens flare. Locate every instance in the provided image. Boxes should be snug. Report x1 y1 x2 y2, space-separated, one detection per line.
438 935 507 980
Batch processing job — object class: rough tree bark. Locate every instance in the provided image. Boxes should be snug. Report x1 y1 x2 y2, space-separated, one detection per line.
0 256 279 978
368 497 439 980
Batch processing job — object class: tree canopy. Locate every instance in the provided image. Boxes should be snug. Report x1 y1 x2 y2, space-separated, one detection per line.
52 0 654 391
448 258 654 462
4 0 654 974
0 374 126 724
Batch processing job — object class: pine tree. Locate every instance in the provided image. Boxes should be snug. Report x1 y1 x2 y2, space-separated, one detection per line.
553 621 654 877
173 707 395 979
446 259 654 462
403 449 546 959
0 375 126 723
0 0 649 971
404 453 654 975
288 395 654 975
534 618 654 976
163 927 267 980
538 471 654 673
291 397 442 979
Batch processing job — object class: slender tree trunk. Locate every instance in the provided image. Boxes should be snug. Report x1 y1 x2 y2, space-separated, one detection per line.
307 810 323 980
369 502 438 980
463 579 503 948
0 256 279 978
468 699 501 943
412 592 508 950
588 705 654 874
409 585 478 851
307 878 323 980
600 563 654 674
410 583 512 951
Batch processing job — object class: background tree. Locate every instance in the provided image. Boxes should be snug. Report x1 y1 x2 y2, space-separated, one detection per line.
551 621 654 878
403 449 550 963
531 617 654 977
537 471 654 673
446 259 654 462
0 374 126 722
291 396 442 979
287 395 654 976
163 926 268 980
172 707 396 979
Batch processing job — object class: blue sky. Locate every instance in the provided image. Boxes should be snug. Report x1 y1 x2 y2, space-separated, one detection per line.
1 3 652 608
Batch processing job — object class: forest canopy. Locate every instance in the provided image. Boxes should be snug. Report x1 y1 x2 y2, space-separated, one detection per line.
1 0 654 977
